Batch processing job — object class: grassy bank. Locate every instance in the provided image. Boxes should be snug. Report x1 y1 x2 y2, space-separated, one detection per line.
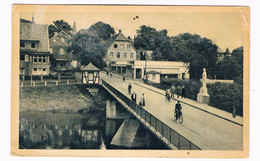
19 85 97 112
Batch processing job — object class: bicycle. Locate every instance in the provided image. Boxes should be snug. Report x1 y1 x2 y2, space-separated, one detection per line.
174 110 183 123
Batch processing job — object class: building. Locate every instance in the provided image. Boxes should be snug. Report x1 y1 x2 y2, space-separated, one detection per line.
232 46 243 59
217 47 231 62
20 22 51 77
136 50 153 60
133 61 189 80
104 30 137 76
49 30 73 71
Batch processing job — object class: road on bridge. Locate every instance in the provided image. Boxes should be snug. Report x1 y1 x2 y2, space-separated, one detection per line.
101 73 243 150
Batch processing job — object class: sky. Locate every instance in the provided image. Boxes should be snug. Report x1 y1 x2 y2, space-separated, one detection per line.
19 6 247 51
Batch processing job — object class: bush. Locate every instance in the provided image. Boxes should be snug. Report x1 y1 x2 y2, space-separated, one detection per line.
207 83 243 116
149 79 243 116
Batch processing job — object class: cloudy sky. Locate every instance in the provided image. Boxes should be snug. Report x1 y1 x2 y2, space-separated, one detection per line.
19 5 248 51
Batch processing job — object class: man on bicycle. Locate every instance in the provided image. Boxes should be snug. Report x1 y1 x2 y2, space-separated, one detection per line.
175 101 182 120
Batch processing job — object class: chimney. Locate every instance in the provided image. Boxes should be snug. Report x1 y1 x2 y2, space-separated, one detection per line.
119 29 121 34
32 13 35 23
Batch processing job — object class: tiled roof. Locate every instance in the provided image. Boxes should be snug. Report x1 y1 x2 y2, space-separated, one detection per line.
81 62 100 71
20 23 49 52
104 32 136 51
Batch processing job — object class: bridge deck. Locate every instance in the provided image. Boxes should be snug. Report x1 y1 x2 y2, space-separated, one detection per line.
101 73 243 150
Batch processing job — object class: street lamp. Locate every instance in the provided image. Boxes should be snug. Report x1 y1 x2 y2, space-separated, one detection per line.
144 52 148 83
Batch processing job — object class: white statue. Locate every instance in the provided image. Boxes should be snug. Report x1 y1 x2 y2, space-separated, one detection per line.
199 68 209 96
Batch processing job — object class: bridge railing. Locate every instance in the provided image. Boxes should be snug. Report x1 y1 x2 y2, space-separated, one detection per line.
102 80 201 150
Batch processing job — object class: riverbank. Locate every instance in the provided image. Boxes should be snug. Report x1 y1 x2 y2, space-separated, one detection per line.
19 85 98 112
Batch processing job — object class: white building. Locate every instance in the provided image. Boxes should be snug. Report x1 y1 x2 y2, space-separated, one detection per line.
133 61 190 80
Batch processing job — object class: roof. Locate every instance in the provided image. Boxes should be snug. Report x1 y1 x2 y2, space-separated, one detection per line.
49 30 71 41
104 32 136 51
232 46 243 53
146 70 160 74
20 23 49 52
81 62 100 71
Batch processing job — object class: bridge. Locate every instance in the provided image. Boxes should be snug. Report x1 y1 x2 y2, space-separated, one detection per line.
101 72 243 150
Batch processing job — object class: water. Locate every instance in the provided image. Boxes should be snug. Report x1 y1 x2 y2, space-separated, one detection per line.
19 87 167 149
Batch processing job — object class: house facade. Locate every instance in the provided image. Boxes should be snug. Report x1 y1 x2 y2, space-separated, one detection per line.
20 22 51 76
49 31 73 71
104 30 137 76
133 61 190 80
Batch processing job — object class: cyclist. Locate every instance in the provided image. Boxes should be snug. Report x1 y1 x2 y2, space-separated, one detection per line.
175 101 182 120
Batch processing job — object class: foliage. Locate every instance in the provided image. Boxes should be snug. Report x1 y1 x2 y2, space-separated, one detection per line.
48 20 73 38
20 19 32 23
149 79 242 116
134 25 174 60
87 21 115 40
171 33 218 80
215 57 243 84
207 83 243 116
68 29 106 69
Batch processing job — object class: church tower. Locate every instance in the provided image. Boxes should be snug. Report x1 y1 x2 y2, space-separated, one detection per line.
72 20 77 35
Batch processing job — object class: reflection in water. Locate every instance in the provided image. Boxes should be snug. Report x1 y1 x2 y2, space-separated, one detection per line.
20 86 168 150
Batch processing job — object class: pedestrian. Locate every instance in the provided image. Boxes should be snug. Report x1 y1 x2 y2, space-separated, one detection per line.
131 91 137 103
123 74 126 81
170 85 175 98
110 71 112 77
128 83 132 94
176 85 181 98
106 70 109 76
140 93 145 106
165 90 169 101
175 101 182 120
181 85 186 98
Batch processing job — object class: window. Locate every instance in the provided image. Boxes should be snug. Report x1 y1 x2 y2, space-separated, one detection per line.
50 48 53 54
20 68 25 74
43 56 46 63
120 44 124 49
114 44 118 48
109 52 114 58
31 42 36 48
60 48 65 55
38 56 42 63
33 68 37 71
127 45 130 48
43 68 46 71
123 52 127 58
43 68 47 74
20 41 25 47
130 53 134 59
117 52 120 59
25 54 29 62
20 55 25 61
33 56 37 63
60 38 65 43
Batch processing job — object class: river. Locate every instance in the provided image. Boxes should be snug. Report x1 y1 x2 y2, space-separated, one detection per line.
19 86 167 149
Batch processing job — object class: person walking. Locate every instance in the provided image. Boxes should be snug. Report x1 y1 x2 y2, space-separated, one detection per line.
123 74 126 81
175 101 182 120
110 71 113 77
170 85 175 98
128 83 132 94
131 91 137 103
181 85 186 98
140 93 145 106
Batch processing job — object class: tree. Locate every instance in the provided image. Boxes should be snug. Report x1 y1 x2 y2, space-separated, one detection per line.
68 29 106 69
48 20 73 38
215 57 243 83
171 33 218 80
20 19 32 23
87 21 115 40
134 25 173 60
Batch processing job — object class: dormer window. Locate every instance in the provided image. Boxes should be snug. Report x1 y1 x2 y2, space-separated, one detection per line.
114 44 118 48
31 42 36 48
60 38 65 43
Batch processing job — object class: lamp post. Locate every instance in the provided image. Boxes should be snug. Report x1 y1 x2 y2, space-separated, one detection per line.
144 52 148 83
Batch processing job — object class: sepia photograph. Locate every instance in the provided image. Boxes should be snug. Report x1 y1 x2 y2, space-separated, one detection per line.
11 5 249 158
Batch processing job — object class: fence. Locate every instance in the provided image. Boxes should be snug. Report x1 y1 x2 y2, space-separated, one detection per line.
102 80 201 150
20 79 81 87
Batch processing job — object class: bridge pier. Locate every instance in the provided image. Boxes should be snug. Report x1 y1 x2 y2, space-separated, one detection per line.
106 100 117 119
